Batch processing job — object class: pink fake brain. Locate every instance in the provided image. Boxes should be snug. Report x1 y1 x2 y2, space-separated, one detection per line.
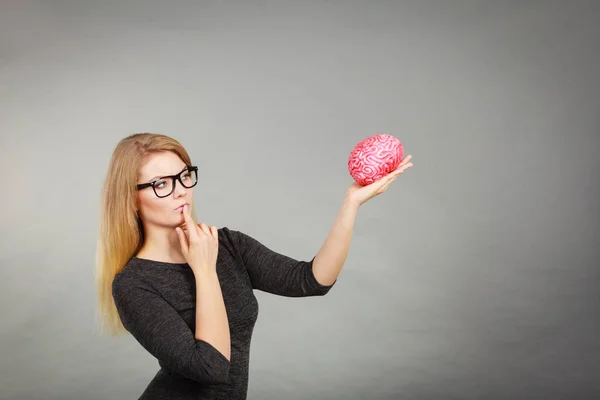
348 134 404 186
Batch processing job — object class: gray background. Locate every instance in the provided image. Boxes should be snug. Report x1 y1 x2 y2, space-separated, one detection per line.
1 1 599 399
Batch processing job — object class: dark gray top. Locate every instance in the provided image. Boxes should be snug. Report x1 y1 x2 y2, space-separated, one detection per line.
112 226 336 399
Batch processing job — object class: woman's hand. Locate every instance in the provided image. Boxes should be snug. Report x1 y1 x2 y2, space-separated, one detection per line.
175 204 219 275
345 154 413 207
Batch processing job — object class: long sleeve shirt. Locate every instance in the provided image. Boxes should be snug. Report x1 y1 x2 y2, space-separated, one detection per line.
112 226 337 399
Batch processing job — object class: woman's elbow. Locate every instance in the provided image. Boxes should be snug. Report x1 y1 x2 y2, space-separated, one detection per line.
186 352 231 385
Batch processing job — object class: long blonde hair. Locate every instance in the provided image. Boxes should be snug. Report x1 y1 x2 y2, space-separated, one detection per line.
95 133 198 336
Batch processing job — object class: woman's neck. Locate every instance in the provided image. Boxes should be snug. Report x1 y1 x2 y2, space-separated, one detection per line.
137 226 186 263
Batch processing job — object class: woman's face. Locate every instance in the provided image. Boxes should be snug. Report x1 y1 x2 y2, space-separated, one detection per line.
136 151 194 228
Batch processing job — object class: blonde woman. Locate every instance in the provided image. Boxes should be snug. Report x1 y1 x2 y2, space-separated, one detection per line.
96 133 413 399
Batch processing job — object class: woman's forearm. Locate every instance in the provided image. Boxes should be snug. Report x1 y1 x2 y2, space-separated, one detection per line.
312 196 359 286
194 270 231 361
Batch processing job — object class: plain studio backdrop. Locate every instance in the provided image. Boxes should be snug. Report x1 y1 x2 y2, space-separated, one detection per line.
1 1 599 399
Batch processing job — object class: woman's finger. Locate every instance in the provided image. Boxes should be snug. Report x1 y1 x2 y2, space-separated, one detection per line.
198 222 211 236
400 155 412 166
394 162 413 176
209 226 218 240
181 205 199 239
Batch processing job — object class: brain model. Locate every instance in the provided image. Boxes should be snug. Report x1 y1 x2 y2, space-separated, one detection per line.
348 134 404 186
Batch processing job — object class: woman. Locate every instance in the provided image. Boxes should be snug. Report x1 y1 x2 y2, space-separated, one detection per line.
96 133 413 399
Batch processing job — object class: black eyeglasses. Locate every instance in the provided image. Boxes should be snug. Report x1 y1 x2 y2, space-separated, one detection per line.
137 166 198 198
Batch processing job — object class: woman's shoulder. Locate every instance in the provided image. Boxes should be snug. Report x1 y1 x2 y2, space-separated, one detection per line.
217 226 240 254
218 226 234 239
218 226 251 248
113 258 153 291
218 225 259 260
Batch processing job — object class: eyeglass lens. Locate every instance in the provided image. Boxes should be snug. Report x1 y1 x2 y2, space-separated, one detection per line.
154 169 198 197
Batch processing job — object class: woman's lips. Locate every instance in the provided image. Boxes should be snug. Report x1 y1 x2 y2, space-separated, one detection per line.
175 203 188 211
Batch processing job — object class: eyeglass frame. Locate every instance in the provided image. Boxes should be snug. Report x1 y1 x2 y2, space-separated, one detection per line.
136 166 199 198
